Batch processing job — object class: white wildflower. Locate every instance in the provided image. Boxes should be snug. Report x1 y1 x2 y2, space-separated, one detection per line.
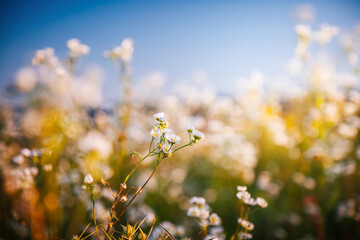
244 198 257 206
151 128 161 139
189 196 206 206
20 148 32 157
153 112 165 122
187 206 201 217
239 232 253 239
193 130 205 140
154 138 163 151
255 197 268 208
12 155 24 165
209 213 221 226
43 164 53 172
84 173 94 184
67 38 90 58
161 142 173 155
187 125 195 133
236 191 251 201
237 186 247 192
165 133 181 144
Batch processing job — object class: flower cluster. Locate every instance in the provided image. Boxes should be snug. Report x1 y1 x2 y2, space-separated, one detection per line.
32 47 59 66
67 38 90 58
234 186 268 239
104 38 134 63
187 196 222 238
150 112 181 157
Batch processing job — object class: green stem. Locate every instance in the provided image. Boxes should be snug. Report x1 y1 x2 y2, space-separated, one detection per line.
124 150 154 184
112 157 166 227
172 142 193 153
92 193 97 226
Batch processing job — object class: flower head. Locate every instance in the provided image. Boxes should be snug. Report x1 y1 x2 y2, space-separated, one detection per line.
153 112 165 122
84 173 94 184
151 128 161 139
187 206 201 217
256 197 268 208
244 198 257 206
165 133 181 144
236 191 251 201
187 125 195 133
209 213 222 226
193 130 205 141
189 196 206 206
161 142 173 156
239 232 253 239
67 38 90 58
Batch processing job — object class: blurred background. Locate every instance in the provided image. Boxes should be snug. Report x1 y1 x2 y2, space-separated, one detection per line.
1 0 360 102
1 0 360 240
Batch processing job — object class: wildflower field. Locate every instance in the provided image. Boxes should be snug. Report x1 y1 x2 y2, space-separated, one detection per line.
1 2 360 240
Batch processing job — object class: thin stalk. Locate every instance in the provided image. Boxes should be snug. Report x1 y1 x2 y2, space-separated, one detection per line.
112 157 166 228
124 150 154 184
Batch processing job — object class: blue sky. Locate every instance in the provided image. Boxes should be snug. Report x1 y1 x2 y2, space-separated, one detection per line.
1 0 359 102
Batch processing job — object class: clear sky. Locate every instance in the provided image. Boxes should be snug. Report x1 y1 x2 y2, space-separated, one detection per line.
1 0 359 102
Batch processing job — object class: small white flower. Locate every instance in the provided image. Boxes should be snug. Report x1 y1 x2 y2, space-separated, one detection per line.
189 196 206 206
161 142 173 155
236 191 251 201
244 198 257 206
165 133 181 144
256 197 268 208
187 206 201 217
209 213 221 226
237 186 247 192
153 112 165 122
151 128 161 139
67 38 90 58
239 232 253 239
193 130 205 140
20 148 31 157
84 173 94 184
12 155 25 165
30 167 39 176
187 125 195 133
161 127 171 134
43 164 53 172
199 209 210 219
154 138 163 151
240 220 254 231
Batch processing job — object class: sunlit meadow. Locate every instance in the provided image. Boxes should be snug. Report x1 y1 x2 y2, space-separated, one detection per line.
1 2 360 240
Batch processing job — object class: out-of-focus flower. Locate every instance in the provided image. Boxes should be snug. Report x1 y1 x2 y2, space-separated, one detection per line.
12 155 24 165
32 47 59 66
153 112 165 122
67 38 90 58
193 130 205 140
239 232 253 239
244 198 256 206
15 67 37 92
296 24 312 41
236 191 251 201
104 38 134 63
43 164 53 172
256 197 268 208
83 173 93 184
209 213 221 226
294 4 316 22
189 196 206 206
313 23 339 44
78 130 113 159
